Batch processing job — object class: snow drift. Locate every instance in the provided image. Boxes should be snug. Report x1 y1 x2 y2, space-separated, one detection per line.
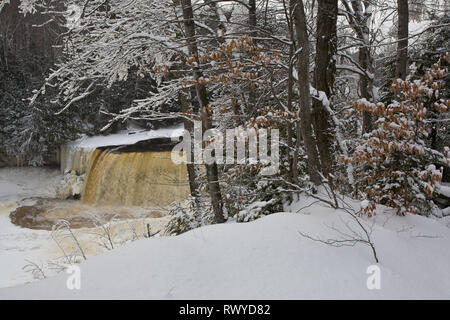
1 199 450 299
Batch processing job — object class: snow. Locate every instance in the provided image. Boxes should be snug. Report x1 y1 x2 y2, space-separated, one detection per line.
437 184 450 198
67 125 184 150
409 20 433 35
0 167 62 288
0 167 61 203
128 33 188 56
1 196 450 299
360 200 370 209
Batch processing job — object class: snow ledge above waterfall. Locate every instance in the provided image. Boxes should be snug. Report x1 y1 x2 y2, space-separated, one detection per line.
67 125 185 150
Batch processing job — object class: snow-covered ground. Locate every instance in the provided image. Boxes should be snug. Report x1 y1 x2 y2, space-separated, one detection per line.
1 195 449 299
0 167 62 288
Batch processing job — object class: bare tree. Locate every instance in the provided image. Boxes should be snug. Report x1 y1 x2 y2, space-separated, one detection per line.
396 0 409 80
180 0 225 223
178 88 200 199
312 0 338 178
299 206 379 263
282 0 296 183
341 0 375 133
249 0 257 35
292 0 322 185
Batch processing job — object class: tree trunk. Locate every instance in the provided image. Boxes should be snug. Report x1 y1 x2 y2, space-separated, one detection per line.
249 0 257 35
292 0 322 185
247 0 257 112
178 89 199 198
357 1 374 134
359 46 373 133
180 0 225 223
396 0 409 80
286 1 296 183
342 0 375 133
312 0 337 178
205 0 227 38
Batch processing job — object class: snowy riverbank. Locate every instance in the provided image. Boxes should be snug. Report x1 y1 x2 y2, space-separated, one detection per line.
0 167 62 288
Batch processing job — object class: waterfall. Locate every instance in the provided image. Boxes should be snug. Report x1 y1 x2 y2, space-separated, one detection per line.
81 149 189 207
60 145 95 175
59 127 189 208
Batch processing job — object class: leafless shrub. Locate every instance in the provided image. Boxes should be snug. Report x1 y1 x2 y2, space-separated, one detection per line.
86 213 118 251
52 219 87 262
125 219 141 242
22 259 46 280
299 205 379 263
46 260 71 274
144 223 161 238
20 215 168 284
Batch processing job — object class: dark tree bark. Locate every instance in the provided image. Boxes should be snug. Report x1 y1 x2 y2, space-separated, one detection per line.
249 0 257 35
359 46 373 132
180 0 225 223
178 89 199 198
396 0 409 80
205 0 227 39
282 0 296 182
247 0 257 112
292 0 321 185
312 0 337 178
353 1 374 134
341 0 374 133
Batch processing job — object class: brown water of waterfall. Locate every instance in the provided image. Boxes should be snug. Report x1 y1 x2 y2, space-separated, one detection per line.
10 197 167 230
82 150 190 207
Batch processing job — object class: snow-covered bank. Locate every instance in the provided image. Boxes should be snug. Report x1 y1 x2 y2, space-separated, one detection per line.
2 200 450 299
0 167 62 288
0 167 62 203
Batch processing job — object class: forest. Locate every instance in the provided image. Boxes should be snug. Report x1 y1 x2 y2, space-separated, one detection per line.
0 0 449 300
